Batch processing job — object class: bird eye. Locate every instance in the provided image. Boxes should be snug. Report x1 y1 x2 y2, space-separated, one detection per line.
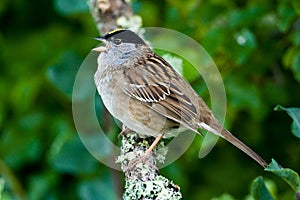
113 39 122 45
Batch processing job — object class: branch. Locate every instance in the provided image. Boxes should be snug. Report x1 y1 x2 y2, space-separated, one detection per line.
88 0 182 199
116 132 182 199
88 0 132 34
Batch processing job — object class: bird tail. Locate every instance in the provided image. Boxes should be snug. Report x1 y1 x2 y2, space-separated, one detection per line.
220 128 268 168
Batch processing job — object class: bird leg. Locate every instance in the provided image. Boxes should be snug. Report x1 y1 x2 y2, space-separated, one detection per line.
145 133 164 156
118 126 131 137
125 133 165 172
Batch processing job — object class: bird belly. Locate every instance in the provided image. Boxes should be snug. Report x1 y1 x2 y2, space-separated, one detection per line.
95 69 179 138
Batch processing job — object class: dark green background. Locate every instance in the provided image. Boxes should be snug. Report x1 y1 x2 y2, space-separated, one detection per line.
0 0 300 199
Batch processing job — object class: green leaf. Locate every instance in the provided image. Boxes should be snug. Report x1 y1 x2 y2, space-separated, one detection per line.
0 113 45 168
277 2 297 32
274 105 300 138
78 176 118 200
251 176 274 200
290 30 300 46
291 52 300 83
232 29 257 64
28 173 57 200
201 27 227 54
226 76 266 120
54 0 89 15
46 51 82 99
228 6 267 28
265 159 300 193
49 135 98 174
282 47 298 68
10 77 41 114
292 0 300 14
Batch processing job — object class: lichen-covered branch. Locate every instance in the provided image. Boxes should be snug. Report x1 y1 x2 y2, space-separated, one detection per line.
116 133 182 200
88 0 182 199
88 0 133 34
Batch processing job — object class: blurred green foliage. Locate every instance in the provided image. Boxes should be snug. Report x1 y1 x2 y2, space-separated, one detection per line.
0 0 300 199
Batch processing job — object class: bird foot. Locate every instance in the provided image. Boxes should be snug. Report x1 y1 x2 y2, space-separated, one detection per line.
118 127 131 137
125 154 158 172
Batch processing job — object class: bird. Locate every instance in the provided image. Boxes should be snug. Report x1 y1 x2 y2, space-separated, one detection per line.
93 29 268 168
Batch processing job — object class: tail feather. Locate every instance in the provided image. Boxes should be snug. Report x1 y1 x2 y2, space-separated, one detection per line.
197 121 268 168
220 128 268 168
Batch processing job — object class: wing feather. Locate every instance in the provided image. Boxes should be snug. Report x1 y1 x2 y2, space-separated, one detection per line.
122 53 199 131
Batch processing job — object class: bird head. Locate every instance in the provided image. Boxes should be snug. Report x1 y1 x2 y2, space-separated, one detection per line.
93 29 147 53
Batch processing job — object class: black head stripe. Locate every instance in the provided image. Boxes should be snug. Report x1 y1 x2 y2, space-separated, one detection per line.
102 29 127 39
103 29 146 45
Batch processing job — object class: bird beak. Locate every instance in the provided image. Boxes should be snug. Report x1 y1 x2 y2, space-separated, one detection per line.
94 37 106 42
92 37 108 52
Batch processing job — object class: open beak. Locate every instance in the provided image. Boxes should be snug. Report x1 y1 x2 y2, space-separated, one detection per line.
92 37 108 52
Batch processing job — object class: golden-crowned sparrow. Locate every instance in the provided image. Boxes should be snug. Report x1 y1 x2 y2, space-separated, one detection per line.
93 29 267 168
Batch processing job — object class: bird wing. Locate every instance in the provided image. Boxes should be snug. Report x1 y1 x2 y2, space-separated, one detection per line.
122 53 199 132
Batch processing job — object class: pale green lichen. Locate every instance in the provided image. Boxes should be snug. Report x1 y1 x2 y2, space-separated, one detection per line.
123 176 182 200
117 133 182 199
116 133 168 173
116 15 143 34
155 142 168 165
116 133 158 179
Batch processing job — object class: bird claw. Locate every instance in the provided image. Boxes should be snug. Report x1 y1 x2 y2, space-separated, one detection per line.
125 155 158 172
118 127 131 138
